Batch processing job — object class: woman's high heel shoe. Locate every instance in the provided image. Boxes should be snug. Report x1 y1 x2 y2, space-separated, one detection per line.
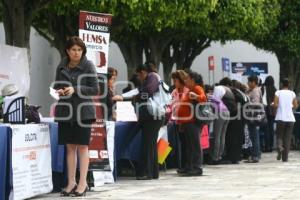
72 186 88 197
60 184 77 196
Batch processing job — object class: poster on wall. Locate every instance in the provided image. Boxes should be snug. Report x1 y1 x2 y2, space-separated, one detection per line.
79 10 112 74
222 58 230 72
11 124 53 200
0 45 30 96
231 62 268 75
231 62 268 83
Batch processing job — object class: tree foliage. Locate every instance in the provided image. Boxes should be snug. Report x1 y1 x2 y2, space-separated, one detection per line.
32 0 280 82
251 0 300 91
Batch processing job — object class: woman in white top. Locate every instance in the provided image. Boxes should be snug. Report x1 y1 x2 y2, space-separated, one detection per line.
274 78 298 162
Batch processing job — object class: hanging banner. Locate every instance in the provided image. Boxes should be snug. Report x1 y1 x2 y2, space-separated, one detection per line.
208 56 215 71
0 45 30 96
79 11 112 74
222 58 230 72
11 124 53 200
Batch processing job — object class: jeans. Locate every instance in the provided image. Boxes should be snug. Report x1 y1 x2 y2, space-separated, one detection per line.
248 124 260 160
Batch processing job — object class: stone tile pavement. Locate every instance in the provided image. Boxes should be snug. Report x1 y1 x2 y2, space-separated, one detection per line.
34 151 300 200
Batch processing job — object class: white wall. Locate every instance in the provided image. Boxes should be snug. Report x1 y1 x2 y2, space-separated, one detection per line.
0 23 279 116
190 40 280 88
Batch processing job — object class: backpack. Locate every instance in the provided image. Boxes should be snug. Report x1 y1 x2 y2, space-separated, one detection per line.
147 81 172 118
222 87 238 115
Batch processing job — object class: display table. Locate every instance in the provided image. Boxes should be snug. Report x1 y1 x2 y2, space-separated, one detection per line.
0 125 12 200
0 121 158 198
0 123 59 199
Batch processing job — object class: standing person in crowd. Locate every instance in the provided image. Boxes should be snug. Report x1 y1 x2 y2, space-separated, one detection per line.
246 75 262 163
106 67 118 120
261 76 277 152
209 85 230 164
169 70 189 172
54 36 99 196
219 77 242 164
177 71 207 176
274 78 298 162
135 63 164 180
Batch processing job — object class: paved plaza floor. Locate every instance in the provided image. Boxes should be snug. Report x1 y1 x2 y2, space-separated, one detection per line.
36 151 300 200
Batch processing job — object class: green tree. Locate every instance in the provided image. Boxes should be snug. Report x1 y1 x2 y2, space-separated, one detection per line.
1 0 50 48
32 0 280 83
251 0 300 92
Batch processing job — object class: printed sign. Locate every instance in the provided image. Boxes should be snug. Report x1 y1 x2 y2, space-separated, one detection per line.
222 58 230 72
11 124 53 200
231 62 268 75
208 56 215 71
79 11 112 74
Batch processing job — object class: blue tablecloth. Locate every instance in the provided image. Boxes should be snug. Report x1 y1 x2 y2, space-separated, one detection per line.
0 126 12 200
48 122 65 173
114 122 141 162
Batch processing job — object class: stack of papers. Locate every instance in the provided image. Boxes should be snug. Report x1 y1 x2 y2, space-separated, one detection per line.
116 101 137 122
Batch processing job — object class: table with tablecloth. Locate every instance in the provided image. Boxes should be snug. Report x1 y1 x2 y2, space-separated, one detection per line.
0 121 146 198
0 123 62 199
0 125 12 200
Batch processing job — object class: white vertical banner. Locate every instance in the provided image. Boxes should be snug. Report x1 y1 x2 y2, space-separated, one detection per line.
0 45 30 96
93 121 115 186
79 11 112 74
11 124 53 200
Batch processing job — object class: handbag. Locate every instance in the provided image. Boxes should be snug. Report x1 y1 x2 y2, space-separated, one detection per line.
194 102 215 126
147 81 172 117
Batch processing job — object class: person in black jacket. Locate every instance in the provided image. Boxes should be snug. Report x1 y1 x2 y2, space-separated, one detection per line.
54 36 99 196
219 77 243 164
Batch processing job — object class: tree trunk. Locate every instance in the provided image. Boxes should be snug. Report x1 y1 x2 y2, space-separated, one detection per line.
117 38 144 80
161 38 212 83
277 54 300 93
2 0 28 47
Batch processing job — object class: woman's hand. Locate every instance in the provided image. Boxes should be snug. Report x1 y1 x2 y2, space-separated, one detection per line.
112 95 123 101
189 91 199 100
63 87 75 96
56 89 65 96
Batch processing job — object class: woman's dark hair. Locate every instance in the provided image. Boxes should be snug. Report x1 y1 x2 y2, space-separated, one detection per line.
65 36 87 58
171 70 187 85
282 78 290 88
263 75 277 102
144 61 158 73
107 67 118 80
264 76 275 87
204 84 214 94
219 77 232 86
136 64 148 73
248 75 258 85
187 70 204 87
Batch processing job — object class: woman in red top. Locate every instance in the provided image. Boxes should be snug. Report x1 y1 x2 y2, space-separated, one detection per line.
177 70 207 176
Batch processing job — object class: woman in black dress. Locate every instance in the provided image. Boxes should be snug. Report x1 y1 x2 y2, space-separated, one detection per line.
54 36 99 196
